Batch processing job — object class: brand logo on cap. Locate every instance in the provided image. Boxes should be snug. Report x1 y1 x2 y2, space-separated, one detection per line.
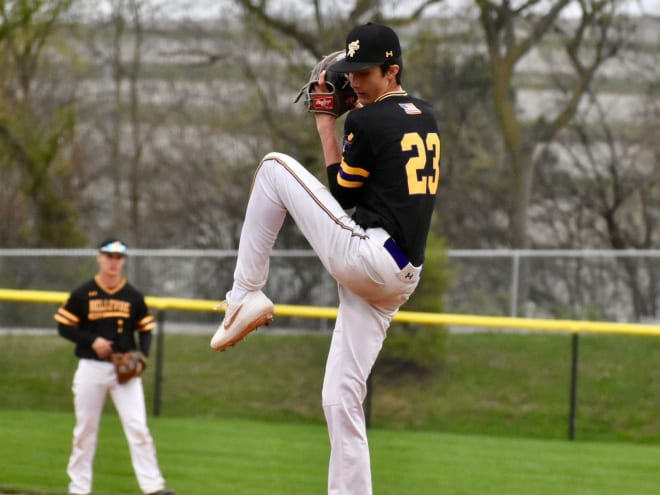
385 50 394 58
347 40 360 58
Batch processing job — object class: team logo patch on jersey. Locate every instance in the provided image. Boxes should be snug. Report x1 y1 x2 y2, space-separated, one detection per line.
399 102 422 115
342 132 354 153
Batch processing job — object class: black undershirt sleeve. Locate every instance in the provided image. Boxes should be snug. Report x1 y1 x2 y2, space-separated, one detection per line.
57 322 96 348
326 162 358 209
138 331 152 357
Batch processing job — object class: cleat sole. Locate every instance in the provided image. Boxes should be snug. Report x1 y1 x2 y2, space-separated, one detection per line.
212 313 274 352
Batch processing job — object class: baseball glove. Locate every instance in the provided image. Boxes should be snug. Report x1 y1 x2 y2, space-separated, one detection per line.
294 50 357 117
111 351 147 384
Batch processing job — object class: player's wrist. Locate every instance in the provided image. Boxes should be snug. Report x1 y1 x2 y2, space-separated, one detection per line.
314 113 336 131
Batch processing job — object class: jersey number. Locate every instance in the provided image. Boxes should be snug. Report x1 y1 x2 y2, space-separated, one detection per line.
402 132 441 195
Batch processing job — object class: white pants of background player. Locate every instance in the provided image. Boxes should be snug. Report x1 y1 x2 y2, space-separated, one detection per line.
67 359 167 495
233 152 422 495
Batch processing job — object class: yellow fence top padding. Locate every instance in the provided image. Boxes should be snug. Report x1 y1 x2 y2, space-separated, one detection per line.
1 288 659 337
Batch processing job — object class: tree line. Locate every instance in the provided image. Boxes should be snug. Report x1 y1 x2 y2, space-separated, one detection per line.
1 1 659 318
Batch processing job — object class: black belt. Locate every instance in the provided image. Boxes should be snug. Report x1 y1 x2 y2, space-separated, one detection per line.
384 237 409 269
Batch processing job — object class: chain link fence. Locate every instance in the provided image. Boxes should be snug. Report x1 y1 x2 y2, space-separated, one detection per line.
1 249 659 331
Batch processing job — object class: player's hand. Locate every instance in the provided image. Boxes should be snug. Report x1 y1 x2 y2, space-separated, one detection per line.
317 70 362 110
315 69 332 92
312 69 343 165
313 74 338 133
92 337 113 359
313 70 338 127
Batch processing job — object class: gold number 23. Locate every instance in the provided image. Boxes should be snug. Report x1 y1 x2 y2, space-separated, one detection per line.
402 132 441 195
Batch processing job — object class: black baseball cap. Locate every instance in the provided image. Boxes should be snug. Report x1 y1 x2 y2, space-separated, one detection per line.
329 22 401 73
98 237 128 255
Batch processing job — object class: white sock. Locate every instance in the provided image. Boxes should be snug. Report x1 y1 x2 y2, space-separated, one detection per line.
229 285 249 303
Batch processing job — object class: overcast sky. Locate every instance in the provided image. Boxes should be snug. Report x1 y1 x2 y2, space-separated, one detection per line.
81 0 660 20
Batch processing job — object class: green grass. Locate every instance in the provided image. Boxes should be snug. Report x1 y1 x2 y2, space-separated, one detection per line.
2 331 660 443
1 409 660 495
3 330 660 494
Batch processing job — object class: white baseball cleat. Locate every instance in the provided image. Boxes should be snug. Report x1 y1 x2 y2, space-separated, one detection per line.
210 290 274 351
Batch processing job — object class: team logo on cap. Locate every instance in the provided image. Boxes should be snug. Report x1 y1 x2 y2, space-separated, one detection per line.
100 240 127 254
347 40 360 58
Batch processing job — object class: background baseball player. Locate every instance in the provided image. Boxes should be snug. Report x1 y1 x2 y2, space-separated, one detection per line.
55 238 174 495
210 22 441 495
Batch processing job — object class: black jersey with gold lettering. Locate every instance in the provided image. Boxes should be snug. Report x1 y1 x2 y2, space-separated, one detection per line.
55 275 156 359
327 91 441 266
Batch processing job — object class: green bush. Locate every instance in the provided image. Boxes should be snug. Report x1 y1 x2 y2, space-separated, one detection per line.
377 232 453 374
378 324 448 374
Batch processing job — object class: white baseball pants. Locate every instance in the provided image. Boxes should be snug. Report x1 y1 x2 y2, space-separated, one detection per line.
67 359 166 495
233 152 421 495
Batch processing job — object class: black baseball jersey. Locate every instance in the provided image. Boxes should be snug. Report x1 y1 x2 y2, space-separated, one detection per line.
327 91 441 266
55 275 156 360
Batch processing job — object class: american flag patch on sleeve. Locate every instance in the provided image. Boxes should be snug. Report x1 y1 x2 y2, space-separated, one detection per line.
399 102 422 115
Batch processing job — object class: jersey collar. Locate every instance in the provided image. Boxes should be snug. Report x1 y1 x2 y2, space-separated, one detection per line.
374 90 408 103
94 275 127 295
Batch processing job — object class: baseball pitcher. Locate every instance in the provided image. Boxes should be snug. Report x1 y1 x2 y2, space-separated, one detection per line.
210 22 441 495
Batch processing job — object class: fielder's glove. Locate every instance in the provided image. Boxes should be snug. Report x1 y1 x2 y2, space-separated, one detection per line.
294 50 357 117
111 351 147 384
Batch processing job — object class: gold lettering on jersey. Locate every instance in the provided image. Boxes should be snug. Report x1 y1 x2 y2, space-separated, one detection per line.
347 40 360 58
88 299 131 320
402 132 441 195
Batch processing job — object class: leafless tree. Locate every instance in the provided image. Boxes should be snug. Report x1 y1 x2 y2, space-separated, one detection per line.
0 0 84 247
